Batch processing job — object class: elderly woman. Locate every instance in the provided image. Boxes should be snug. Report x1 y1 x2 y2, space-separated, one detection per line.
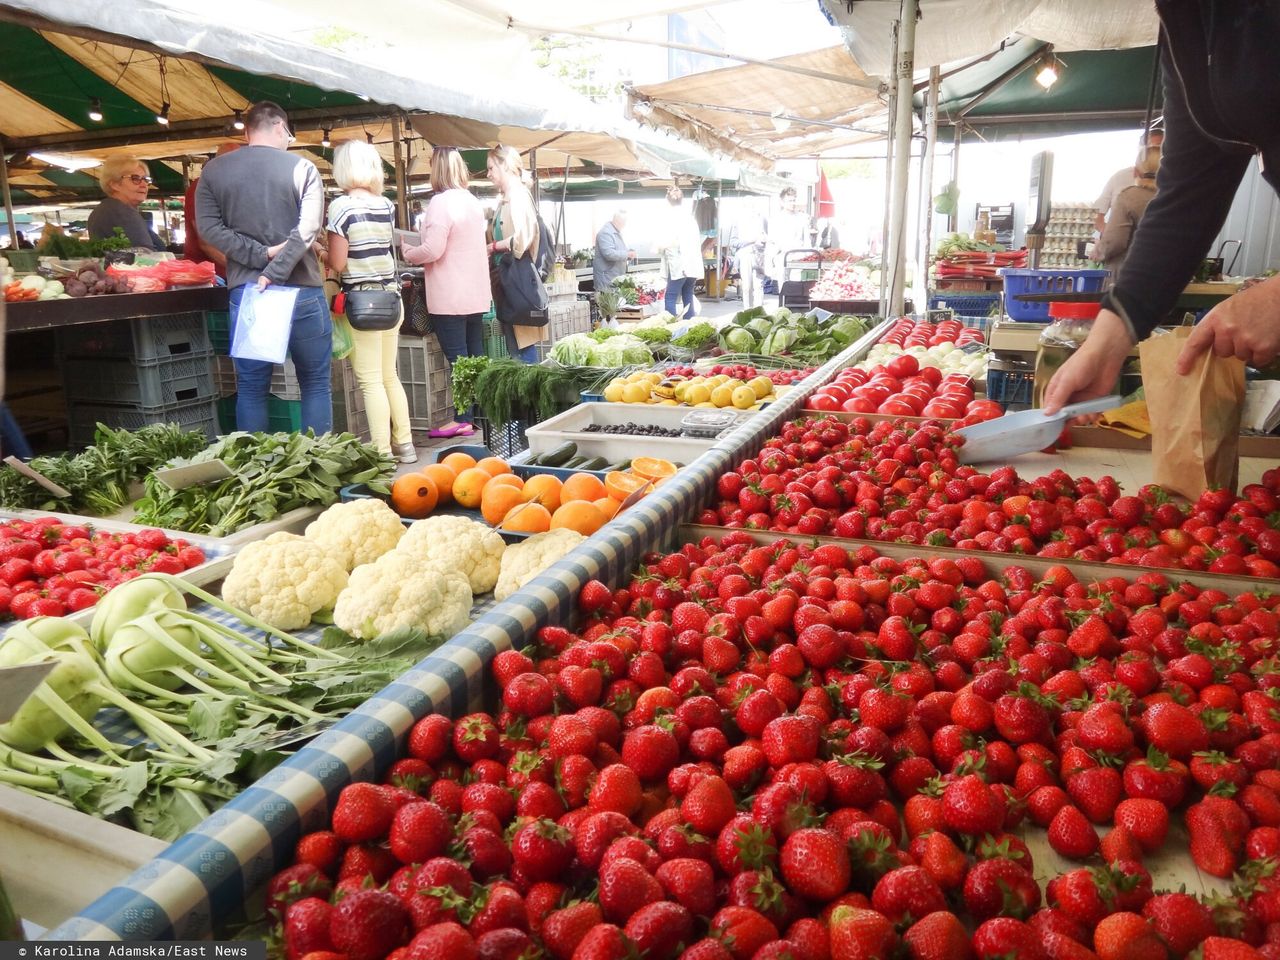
87 156 162 249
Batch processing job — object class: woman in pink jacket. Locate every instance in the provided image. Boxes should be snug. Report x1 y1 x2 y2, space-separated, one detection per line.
402 147 490 438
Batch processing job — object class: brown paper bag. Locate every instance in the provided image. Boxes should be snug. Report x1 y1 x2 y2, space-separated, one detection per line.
1138 326 1245 500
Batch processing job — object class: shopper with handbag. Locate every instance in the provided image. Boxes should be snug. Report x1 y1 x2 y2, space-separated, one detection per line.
402 147 489 437
326 140 416 462
486 145 545 362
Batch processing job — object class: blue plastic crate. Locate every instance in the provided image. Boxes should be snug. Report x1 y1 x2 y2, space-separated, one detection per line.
1000 268 1109 322
928 293 1001 316
985 367 1035 408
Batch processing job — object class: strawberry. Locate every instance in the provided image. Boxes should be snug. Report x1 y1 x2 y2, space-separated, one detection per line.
761 715 822 766
329 889 412 960
1141 892 1215 958
1141 702 1209 760
492 650 535 688
902 911 972 960
475 929 533 960
542 903 604 960
964 858 1041 921
599 856 663 924
267 864 332 916
870 866 947 925
656 857 717 917
502 671 554 716
624 901 694 960
333 782 397 843
1100 825 1145 864
589 763 643 816
621 725 680 782
1041 932 1101 960
971 918 1047 960
406 923 475 960
681 941 735 960
579 579 613 613
917 831 967 891
1200 937 1263 960
284 897 335 960
1092 912 1164 960
467 884 526 937
1188 796 1248 878
511 818 574 882
295 831 344 875
389 801 453 865
1113 799 1169 854
575 811 637 870
942 774 1005 836
1048 805 1100 860
681 775 737 836
786 918 831 960
1067 767 1124 825
453 714 501 765
827 906 897 960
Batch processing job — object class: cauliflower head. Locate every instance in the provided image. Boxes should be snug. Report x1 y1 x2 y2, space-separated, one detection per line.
396 515 505 595
333 550 473 640
221 532 348 630
304 498 405 571
494 528 585 602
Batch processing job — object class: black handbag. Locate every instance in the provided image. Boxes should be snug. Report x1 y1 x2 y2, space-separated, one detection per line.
343 288 402 331
400 272 435 337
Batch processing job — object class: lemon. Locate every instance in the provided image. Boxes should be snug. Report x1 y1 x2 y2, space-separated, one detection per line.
673 382 690 403
710 384 735 408
643 371 663 385
747 376 774 399
621 382 649 403
694 400 717 408
732 385 757 410
707 374 728 388
657 398 679 406
626 371 648 383
685 383 711 405
603 381 625 402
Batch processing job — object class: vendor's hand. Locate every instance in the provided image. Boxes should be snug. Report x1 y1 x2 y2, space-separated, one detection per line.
265 242 286 260
1176 274 1280 373
256 275 272 291
1041 309 1135 415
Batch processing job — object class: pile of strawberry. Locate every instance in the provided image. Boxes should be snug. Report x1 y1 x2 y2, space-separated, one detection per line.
0 516 206 618
266 536 1280 960
701 416 1280 577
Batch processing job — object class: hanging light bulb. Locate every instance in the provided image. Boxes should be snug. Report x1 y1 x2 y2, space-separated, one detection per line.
321 128 331 148
156 101 171 125
1036 50 1060 90
232 109 245 131
87 97 103 123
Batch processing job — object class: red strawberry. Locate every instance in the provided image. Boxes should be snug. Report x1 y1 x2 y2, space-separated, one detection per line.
511 818 574 882
1100 825 1145 864
1048 805 1100 860
1188 796 1248 878
1067 767 1123 825
681 775 737 836
621 725 680 782
542 903 604 960
903 911 973 960
569 925 636 960
1200 937 1263 960
407 923 476 960
268 863 332 916
681 941 735 960
1041 932 1100 960
284 897 334 960
1048 869 1111 928
589 764 643 816
295 831 344 875
1141 892 1215 959
971 918 1047 960
656 858 717 917
786 918 830 960
964 858 1041 921
827 906 897 960
1142 702 1209 760
453 714 501 764
780 828 851 903
624 901 694 960
333 782 397 843
871 866 948 926
1092 912 1164 960
574 811 636 871
390 801 453 865
917 831 968 891
329 889 412 960
476 929 534 960
502 672 553 716
942 774 1005 836
1113 799 1169 854
599 857 663 924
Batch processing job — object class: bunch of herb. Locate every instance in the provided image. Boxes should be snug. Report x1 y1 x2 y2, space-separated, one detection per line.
132 431 394 536
630 327 672 345
472 360 578 423
450 356 491 416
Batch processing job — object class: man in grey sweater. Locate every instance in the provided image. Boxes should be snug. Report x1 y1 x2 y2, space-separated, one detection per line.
196 101 332 434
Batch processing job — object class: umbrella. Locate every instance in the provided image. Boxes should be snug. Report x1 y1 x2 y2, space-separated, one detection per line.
816 170 836 218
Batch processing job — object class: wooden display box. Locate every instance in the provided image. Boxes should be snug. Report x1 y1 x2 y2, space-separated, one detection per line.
1071 425 1280 460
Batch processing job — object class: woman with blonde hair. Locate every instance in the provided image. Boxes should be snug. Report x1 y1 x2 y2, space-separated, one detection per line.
485 145 542 362
88 155 162 249
1095 144 1163 277
326 139 416 462
402 146 489 438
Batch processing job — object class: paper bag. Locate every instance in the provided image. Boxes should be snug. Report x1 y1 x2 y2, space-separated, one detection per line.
1138 326 1245 500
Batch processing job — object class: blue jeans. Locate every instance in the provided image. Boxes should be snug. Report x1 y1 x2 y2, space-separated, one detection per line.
230 285 332 433
432 313 483 422
665 277 696 319
500 325 540 364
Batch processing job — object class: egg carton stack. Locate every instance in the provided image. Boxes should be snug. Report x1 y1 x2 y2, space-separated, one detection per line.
54 314 218 449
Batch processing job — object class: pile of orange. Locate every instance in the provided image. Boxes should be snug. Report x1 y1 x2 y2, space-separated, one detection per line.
388 451 680 539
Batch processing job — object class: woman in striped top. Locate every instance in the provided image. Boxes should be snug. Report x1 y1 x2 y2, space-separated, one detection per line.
326 140 416 463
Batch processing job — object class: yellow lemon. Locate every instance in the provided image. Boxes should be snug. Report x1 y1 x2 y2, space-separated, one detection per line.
685 383 711 405
710 384 736 408
621 382 649 403
732 385 757 410
748 376 774 399
603 381 625 402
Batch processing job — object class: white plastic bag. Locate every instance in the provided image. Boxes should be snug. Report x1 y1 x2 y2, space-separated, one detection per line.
231 286 299 364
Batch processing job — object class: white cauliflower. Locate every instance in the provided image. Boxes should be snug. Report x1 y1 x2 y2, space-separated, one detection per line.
220 532 348 630
304 498 405 571
396 515 505 595
333 550 473 640
494 529 585 601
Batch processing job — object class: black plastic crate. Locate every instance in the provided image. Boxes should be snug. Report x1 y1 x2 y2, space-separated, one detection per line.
58 313 212 362
476 416 529 459
69 397 219 450
62 352 216 408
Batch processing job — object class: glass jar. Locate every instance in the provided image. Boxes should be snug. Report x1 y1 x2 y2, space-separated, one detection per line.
1033 301 1103 407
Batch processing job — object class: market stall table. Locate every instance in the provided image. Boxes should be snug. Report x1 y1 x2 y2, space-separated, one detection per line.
3 287 227 334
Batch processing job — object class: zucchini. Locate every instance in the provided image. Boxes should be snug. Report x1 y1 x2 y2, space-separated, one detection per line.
607 459 632 472
563 456 589 469
539 442 578 467
578 456 610 472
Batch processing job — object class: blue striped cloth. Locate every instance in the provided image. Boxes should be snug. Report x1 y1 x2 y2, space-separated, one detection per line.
48 321 890 942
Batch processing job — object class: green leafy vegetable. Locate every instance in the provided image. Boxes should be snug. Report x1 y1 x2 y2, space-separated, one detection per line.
671 322 717 349
450 356 491 416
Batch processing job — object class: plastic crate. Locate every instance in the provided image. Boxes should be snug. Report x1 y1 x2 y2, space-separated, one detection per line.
69 397 218 449
59 313 212 362
62 352 216 408
212 355 237 397
216 396 236 433
210 355 306 401
928 293 1001 316
331 359 370 442
397 338 453 426
484 334 509 360
1000 268 1109 322
985 367 1035 407
3 250 39 272
267 396 303 433
207 311 231 353
548 300 592 342
476 416 529 459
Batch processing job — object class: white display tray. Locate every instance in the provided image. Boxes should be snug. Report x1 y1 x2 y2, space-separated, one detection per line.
524 404 731 460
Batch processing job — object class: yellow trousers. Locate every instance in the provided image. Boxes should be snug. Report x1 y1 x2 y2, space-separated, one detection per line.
348 325 412 452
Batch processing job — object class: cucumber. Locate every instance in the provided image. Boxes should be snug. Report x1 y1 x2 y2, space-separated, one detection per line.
578 456 610 472
562 456 588 469
607 459 632 472
539 442 578 467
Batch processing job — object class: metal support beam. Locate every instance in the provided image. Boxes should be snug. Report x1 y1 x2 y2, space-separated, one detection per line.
391 116 409 230
878 16 900 318
886 0 918 316
949 122 961 233
531 149 540 207
0 143 17 249
953 42 1049 120
919 66 939 311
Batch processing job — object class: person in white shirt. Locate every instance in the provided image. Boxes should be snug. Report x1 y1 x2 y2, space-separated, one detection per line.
658 186 705 320
1093 124 1165 234
768 185 811 286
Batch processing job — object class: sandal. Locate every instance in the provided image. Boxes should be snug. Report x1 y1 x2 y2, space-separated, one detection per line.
428 423 476 439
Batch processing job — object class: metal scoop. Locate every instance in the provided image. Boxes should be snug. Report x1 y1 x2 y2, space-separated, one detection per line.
954 395 1122 464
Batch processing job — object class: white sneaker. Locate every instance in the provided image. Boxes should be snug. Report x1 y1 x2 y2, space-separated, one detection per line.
392 442 418 464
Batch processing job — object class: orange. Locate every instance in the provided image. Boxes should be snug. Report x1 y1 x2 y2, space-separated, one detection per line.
442 452 477 475
551 500 607 536
593 496 621 519
489 473 525 491
630 457 677 482
481 482 528 526
501 501 551 534
522 474 563 513
561 472 607 504
452 467 491 509
420 463 458 505
390 472 439 519
477 456 512 478
605 471 651 501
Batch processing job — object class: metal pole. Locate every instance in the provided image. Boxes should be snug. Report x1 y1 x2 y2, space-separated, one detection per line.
879 18 900 318
530 148 540 207
887 0 918 316
392 116 409 229
0 143 17 249
920 66 940 310
949 122 961 233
